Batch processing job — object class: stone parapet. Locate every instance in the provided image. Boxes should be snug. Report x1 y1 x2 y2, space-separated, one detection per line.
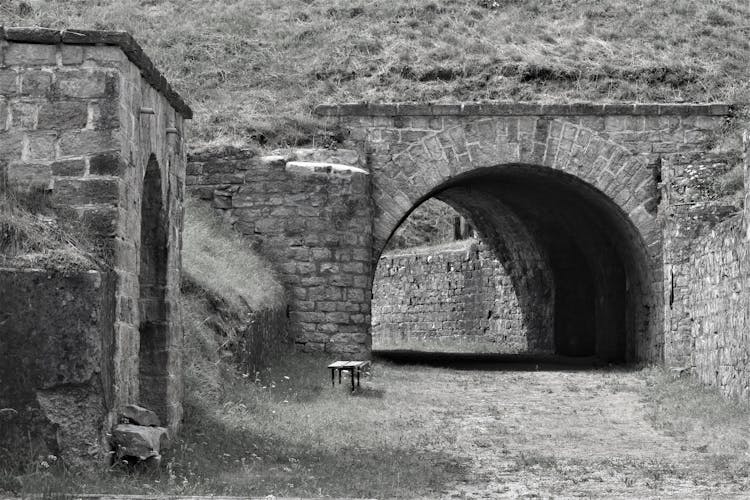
316 102 732 117
0 26 192 118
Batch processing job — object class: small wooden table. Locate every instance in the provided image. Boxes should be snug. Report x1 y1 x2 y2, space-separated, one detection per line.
328 361 370 390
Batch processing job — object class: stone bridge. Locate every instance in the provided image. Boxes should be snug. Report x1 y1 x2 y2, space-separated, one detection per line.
189 102 741 367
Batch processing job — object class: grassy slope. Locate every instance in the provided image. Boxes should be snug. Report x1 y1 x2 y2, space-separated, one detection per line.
5 0 750 146
182 198 284 312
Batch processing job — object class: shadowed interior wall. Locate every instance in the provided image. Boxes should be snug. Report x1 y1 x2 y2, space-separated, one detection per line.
138 155 169 421
372 239 546 352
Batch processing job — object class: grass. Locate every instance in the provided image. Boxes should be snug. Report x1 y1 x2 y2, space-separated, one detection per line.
385 198 459 251
6 348 750 497
0 191 97 272
4 0 749 147
641 368 750 457
182 197 285 312
6 349 471 498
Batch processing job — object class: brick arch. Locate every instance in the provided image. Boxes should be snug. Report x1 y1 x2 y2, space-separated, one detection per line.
371 117 656 260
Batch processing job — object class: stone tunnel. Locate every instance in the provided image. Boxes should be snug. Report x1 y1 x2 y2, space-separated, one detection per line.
188 102 738 366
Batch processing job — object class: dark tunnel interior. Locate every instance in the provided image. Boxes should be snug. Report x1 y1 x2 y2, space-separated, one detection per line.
382 164 650 363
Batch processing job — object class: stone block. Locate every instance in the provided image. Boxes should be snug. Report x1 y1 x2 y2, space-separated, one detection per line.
61 45 84 65
89 152 125 176
5 43 57 66
53 178 119 206
112 424 169 461
37 101 88 130
0 131 24 160
7 162 52 190
55 70 118 99
25 131 57 162
121 404 161 427
51 158 86 177
11 102 37 129
0 70 18 95
20 70 52 97
59 130 118 157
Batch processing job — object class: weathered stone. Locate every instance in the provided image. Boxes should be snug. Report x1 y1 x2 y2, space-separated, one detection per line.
4 43 57 66
55 70 118 99
59 130 118 157
0 70 19 95
121 404 161 427
38 101 88 130
25 131 57 161
51 158 85 177
7 162 53 190
89 152 124 176
20 70 52 97
112 424 169 460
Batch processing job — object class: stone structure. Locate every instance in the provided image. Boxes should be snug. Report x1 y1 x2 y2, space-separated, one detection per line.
191 102 738 365
0 28 191 463
661 138 749 399
372 239 551 352
187 147 372 356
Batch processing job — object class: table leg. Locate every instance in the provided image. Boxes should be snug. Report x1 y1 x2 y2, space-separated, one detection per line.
357 369 361 387
338 368 342 384
350 368 355 390
331 368 335 387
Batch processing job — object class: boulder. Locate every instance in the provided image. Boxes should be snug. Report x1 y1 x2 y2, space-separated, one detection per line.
112 424 168 461
120 404 161 426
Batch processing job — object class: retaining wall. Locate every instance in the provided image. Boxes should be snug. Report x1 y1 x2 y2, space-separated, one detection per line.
186 147 372 357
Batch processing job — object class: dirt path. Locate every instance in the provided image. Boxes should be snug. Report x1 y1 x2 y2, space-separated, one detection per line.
375 363 750 498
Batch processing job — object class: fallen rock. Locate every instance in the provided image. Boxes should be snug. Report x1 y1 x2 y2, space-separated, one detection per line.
120 404 161 426
112 424 168 461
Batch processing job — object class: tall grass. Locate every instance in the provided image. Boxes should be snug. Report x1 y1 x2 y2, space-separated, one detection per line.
182 198 284 312
0 191 96 271
5 0 750 146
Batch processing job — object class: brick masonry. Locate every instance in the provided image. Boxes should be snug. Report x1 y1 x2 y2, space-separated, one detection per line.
372 239 553 352
0 28 190 461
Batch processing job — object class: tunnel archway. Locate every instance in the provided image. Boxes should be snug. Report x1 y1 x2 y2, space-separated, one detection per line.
374 164 654 363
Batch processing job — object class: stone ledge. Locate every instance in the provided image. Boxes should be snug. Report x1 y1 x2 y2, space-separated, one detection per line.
0 26 192 119
286 161 368 175
315 102 734 118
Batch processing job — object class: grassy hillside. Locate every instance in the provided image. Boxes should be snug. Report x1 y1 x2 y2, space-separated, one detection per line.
4 0 750 147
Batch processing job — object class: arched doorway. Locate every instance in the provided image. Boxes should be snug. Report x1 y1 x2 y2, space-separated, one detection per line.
138 155 169 420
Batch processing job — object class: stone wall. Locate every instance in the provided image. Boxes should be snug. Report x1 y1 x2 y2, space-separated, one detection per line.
661 151 742 366
663 135 750 400
0 28 191 461
372 239 552 352
186 147 372 357
683 217 749 399
0 268 114 465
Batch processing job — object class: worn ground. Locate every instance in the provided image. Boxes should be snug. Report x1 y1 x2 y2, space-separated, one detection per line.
407 364 748 498
8 352 750 498
367 354 750 499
